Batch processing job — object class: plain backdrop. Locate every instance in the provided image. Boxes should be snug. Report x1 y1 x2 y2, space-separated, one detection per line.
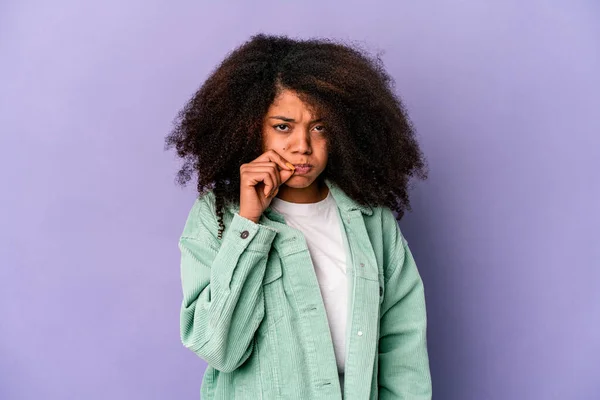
1 1 599 399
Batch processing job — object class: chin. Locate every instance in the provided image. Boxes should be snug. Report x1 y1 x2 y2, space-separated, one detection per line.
283 176 317 189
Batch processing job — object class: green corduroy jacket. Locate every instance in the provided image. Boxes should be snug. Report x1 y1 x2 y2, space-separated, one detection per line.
178 179 432 399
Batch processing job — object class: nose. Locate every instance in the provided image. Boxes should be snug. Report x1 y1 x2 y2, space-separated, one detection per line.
288 129 312 155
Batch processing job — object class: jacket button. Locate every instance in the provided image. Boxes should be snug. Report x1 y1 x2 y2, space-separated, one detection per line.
379 286 384 296
357 331 363 336
240 230 249 239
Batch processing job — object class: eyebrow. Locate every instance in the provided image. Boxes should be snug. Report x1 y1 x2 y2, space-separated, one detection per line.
269 116 323 123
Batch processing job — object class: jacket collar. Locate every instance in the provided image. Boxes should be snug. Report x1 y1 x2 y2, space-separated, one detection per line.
323 178 374 216
225 178 373 216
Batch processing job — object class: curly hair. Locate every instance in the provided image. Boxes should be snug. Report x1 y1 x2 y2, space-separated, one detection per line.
165 33 428 239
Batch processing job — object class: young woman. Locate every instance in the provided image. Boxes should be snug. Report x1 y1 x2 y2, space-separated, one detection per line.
166 34 432 399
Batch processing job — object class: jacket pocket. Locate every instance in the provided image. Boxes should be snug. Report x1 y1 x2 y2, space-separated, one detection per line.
263 253 283 284
260 255 285 332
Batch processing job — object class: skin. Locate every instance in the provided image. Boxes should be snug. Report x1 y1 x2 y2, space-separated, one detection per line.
239 89 330 222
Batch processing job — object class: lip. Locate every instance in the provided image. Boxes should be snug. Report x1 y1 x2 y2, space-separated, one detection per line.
292 164 313 174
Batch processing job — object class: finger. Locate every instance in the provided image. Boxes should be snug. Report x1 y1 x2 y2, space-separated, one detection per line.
278 168 296 184
254 149 295 172
245 163 282 186
247 161 284 174
244 171 277 197
243 166 281 190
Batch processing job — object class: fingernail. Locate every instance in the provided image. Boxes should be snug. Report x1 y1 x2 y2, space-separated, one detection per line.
285 162 295 170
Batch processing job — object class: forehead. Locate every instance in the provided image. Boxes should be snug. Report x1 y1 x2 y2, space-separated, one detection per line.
267 89 319 118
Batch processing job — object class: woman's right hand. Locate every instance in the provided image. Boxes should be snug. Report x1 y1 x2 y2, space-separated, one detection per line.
239 150 296 223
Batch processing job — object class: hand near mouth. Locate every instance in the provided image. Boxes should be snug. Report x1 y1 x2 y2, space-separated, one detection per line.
238 150 296 223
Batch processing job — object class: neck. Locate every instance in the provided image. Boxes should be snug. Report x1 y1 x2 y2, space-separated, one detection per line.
275 179 329 203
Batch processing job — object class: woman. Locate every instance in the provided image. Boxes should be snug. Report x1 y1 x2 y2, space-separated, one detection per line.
166 33 432 399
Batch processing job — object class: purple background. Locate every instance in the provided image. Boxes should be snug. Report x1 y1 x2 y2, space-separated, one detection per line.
1 1 599 399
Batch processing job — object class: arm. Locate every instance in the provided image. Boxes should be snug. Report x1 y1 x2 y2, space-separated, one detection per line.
378 210 432 399
178 194 277 372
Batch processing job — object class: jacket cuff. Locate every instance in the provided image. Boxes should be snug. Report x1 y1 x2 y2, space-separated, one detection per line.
221 213 278 253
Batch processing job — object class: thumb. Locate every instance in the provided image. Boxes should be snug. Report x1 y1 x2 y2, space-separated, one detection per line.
279 168 295 184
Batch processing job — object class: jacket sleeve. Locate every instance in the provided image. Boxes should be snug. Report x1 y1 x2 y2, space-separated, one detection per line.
378 209 432 399
178 194 277 373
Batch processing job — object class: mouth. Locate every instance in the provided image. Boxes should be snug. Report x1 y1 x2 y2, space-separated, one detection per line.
292 164 313 174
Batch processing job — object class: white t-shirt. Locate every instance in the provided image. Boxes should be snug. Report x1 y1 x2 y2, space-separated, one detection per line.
270 189 348 392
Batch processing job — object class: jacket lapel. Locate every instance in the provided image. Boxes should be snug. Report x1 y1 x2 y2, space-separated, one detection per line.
326 180 380 399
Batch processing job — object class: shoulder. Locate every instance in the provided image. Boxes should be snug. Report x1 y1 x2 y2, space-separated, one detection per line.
379 206 408 246
364 205 409 280
363 205 407 245
180 190 219 241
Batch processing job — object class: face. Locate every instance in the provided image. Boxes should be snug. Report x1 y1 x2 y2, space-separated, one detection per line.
261 89 328 191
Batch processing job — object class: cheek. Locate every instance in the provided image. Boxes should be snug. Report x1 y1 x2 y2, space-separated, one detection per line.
261 131 277 151
262 131 284 148
316 141 328 161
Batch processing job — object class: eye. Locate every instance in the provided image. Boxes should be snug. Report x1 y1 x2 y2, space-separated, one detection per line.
312 125 326 133
274 124 290 132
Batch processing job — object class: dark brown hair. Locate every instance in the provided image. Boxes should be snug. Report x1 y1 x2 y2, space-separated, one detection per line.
166 33 428 238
